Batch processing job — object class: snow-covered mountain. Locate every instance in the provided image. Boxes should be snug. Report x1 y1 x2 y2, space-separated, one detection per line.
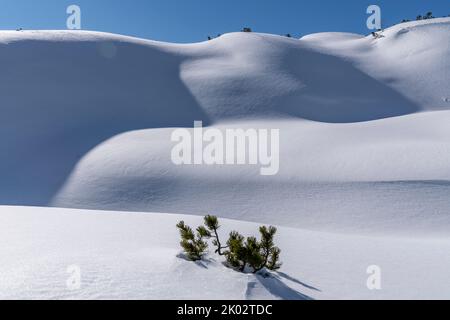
1 18 450 299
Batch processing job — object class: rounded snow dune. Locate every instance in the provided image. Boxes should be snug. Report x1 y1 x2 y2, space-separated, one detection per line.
1 18 450 236
52 113 450 237
302 18 450 112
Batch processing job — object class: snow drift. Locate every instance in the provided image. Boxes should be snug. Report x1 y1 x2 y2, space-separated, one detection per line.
2 206 450 300
1 19 450 234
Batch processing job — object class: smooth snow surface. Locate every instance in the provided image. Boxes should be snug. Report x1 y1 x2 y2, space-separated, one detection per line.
2 206 450 300
1 18 450 299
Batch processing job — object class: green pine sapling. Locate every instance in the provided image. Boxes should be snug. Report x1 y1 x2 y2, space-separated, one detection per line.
245 236 265 272
224 226 282 273
203 215 228 255
225 231 247 271
176 216 282 273
176 221 208 261
254 226 282 272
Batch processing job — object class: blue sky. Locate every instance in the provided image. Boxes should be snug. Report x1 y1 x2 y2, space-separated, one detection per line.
0 0 448 42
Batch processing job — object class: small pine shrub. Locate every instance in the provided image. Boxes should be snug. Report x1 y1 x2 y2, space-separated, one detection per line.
176 216 282 273
176 221 208 261
245 236 265 272
225 231 247 271
203 215 227 255
224 226 282 273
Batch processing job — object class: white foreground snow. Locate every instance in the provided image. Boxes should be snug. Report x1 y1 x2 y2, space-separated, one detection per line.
2 206 450 300
1 18 450 299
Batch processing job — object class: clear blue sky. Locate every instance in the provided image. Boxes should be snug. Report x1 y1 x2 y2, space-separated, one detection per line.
0 0 448 42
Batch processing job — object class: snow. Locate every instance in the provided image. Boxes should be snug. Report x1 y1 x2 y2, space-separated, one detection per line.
2 206 450 300
1 18 450 299
49 115 450 237
302 18 450 112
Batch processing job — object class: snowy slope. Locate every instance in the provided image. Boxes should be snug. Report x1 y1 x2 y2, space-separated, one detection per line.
302 18 450 111
50 114 450 236
2 206 450 300
1 19 450 234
